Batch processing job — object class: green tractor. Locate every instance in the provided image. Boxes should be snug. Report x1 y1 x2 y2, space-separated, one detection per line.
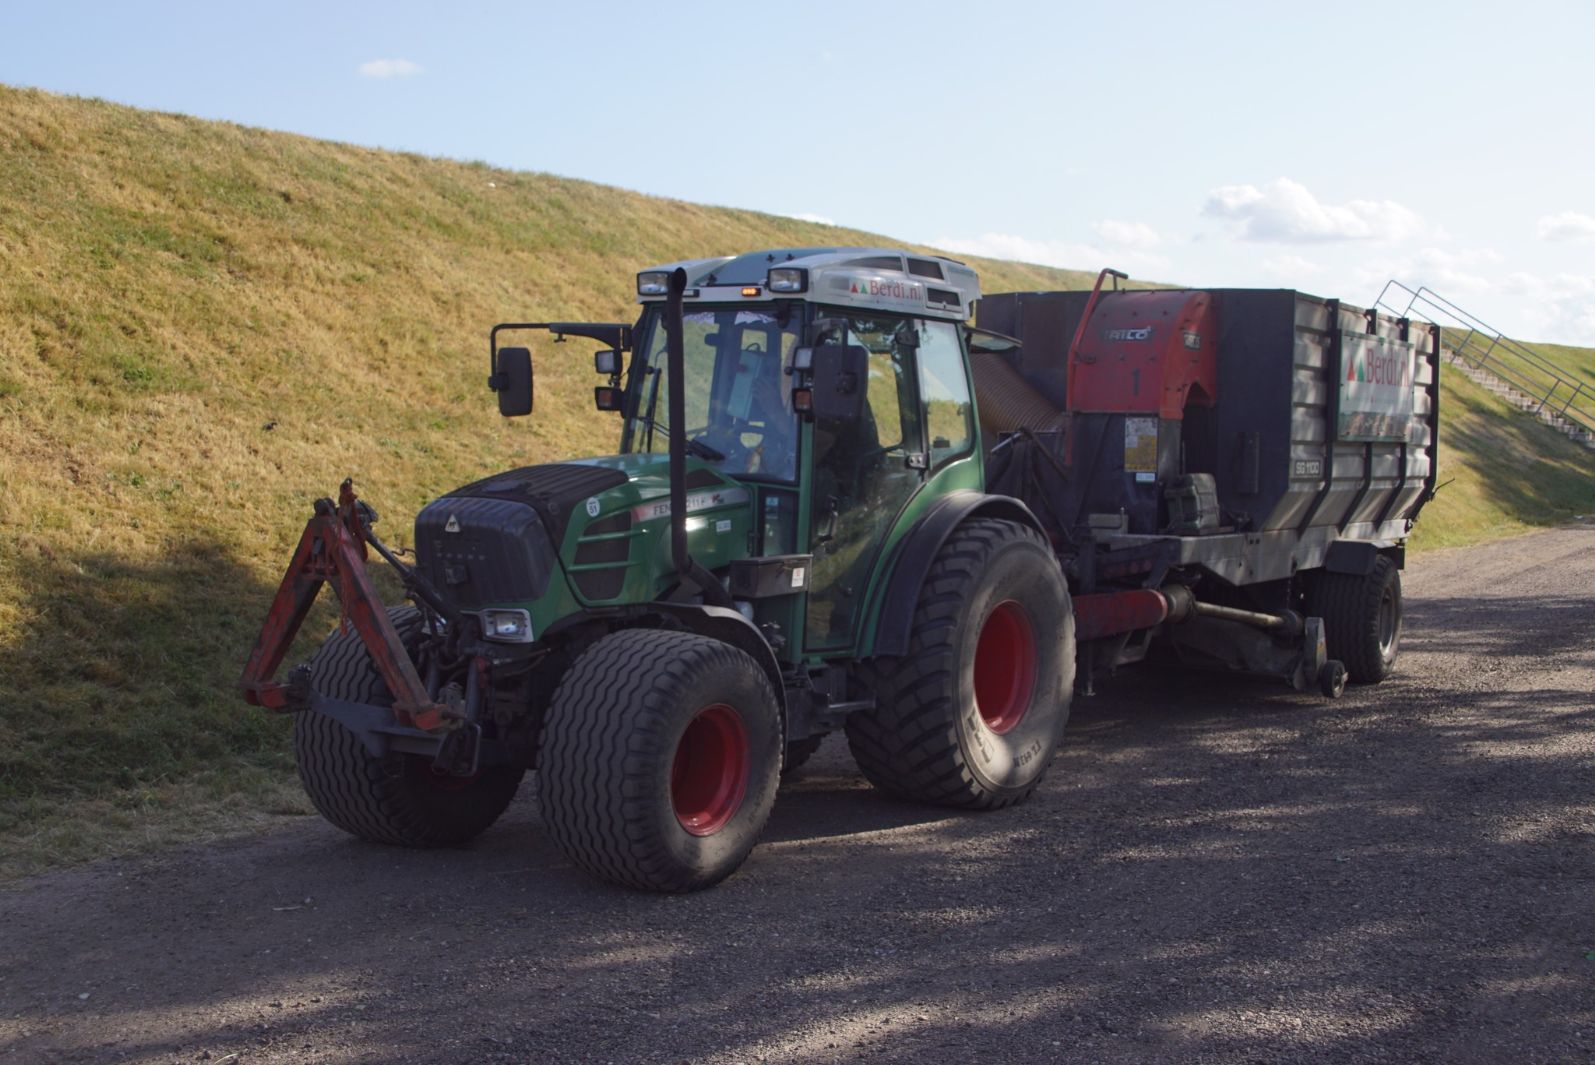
242 247 1075 891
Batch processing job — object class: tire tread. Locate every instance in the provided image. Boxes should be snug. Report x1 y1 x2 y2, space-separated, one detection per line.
847 519 1068 810
1310 556 1401 684
537 630 780 892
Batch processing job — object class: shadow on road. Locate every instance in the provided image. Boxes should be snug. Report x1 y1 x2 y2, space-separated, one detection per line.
4 571 1593 1064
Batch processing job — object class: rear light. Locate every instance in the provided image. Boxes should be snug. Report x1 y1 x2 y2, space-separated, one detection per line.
637 271 670 296
768 267 807 293
594 385 623 412
791 387 813 413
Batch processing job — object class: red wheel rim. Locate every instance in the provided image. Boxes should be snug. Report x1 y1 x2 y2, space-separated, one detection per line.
671 703 749 836
974 600 1037 734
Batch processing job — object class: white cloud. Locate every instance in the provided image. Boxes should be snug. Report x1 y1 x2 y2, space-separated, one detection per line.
1349 247 1501 310
1401 247 1502 295
1536 211 1595 242
1091 220 1161 248
1348 251 1595 345
1203 178 1424 244
358 58 423 79
1516 273 1595 343
786 212 836 226
930 231 1170 276
1260 254 1323 279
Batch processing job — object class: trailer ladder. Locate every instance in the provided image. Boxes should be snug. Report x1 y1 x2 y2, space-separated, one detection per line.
1374 281 1595 450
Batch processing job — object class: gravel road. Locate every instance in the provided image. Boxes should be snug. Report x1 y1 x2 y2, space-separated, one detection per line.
4 525 1592 1064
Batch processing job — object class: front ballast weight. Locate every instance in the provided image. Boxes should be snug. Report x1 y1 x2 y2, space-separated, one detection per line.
239 479 469 757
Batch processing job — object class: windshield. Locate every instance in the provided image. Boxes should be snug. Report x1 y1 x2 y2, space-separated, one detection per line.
623 304 802 482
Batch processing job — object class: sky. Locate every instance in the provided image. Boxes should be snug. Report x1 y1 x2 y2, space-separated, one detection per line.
3 0 1594 344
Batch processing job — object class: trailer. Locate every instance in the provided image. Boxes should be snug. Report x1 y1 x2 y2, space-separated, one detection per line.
240 251 1438 892
975 272 1439 693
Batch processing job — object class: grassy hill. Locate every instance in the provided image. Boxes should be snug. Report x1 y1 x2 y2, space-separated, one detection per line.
2 84 1592 875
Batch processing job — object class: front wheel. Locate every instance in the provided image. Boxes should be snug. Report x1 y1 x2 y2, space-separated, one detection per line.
847 518 1075 809
537 630 782 892
295 607 524 847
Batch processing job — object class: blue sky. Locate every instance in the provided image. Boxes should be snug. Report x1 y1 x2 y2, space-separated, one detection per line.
4 0 1594 343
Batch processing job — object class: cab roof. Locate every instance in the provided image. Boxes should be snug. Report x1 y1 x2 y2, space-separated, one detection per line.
637 247 981 321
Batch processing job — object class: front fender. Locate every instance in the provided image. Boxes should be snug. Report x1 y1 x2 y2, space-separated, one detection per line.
649 603 788 736
863 490 1046 658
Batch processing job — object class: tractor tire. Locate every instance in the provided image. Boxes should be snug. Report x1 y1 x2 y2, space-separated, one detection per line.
537 629 782 892
847 518 1074 809
781 735 825 780
294 607 524 848
1309 555 1403 684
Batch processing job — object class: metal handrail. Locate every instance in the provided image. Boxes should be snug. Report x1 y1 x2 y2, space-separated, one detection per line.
1373 280 1595 437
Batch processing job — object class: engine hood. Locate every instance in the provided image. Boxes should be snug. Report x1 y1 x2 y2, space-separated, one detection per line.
416 455 754 609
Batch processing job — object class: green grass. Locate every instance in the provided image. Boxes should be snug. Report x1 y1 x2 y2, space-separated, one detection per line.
1 84 1592 877
1409 361 1595 549
1438 326 1595 436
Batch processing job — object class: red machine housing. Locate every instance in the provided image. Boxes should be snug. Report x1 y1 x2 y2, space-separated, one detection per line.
1068 290 1218 419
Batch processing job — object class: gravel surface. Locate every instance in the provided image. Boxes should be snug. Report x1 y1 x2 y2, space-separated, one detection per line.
3 525 1592 1064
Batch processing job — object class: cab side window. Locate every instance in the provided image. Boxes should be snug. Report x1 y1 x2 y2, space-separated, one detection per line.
915 319 973 466
805 315 923 649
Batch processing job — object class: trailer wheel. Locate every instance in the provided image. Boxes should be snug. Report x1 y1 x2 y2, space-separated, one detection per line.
847 518 1074 809
1311 556 1403 684
295 607 524 848
537 629 782 892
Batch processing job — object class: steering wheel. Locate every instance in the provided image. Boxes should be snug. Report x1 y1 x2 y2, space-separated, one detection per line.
690 428 753 467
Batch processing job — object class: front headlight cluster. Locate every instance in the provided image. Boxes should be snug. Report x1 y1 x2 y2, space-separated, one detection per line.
479 608 534 643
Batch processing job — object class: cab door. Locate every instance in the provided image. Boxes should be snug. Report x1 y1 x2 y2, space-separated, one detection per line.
803 315 925 651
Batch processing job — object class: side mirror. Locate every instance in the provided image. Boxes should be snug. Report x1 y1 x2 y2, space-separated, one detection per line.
492 346 533 417
803 343 868 422
594 349 620 375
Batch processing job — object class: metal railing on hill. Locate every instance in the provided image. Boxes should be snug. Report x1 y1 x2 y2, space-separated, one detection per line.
1373 281 1595 441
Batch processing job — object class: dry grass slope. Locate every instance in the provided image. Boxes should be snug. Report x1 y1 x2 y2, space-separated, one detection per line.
1 85 1591 875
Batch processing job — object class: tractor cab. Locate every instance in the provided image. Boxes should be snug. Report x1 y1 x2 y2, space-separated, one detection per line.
621 248 984 652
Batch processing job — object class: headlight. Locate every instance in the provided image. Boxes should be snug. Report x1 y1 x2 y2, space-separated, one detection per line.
479 608 534 643
637 271 670 296
767 267 807 293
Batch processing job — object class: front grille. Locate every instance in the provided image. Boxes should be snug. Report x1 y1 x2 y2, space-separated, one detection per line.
413 496 555 609
570 511 633 602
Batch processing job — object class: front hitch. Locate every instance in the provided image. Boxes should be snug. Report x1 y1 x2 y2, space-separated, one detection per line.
239 479 458 732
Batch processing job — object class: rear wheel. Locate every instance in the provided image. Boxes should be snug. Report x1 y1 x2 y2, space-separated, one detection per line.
294 607 524 847
847 518 1074 809
781 735 825 780
537 630 782 892
1310 556 1403 684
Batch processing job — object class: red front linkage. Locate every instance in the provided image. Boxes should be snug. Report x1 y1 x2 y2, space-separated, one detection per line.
239 480 453 732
